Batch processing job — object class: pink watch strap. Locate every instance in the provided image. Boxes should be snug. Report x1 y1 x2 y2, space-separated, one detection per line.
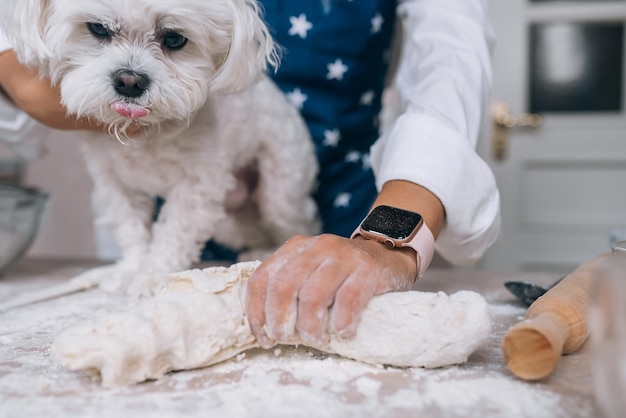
403 222 435 279
351 221 435 280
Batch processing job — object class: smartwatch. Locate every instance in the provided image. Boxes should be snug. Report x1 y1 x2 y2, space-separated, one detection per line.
351 205 435 280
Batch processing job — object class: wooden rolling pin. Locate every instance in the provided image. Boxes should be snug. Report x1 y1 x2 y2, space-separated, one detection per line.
502 253 610 380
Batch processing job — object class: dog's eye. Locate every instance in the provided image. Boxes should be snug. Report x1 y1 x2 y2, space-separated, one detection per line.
87 22 111 38
162 31 187 50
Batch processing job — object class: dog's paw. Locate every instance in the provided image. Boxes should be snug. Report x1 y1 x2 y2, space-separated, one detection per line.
70 264 167 296
70 265 130 293
125 270 171 297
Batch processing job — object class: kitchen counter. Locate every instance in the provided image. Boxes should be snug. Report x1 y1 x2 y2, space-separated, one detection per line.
0 259 601 418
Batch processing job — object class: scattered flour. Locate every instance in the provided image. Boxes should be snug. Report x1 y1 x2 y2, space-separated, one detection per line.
0 267 595 418
51 262 493 388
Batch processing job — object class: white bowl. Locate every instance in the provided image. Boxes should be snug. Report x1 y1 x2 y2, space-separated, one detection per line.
0 185 49 276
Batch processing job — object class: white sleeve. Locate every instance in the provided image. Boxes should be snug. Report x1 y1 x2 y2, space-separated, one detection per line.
370 0 501 265
0 28 11 54
0 27 48 160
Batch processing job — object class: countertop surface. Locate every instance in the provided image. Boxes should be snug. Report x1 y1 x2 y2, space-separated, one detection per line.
0 259 601 418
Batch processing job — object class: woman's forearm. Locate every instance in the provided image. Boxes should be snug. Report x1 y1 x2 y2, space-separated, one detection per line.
371 179 445 239
0 50 99 131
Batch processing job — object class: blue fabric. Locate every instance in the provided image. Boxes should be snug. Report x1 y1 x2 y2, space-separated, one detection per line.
198 0 398 260
263 0 397 236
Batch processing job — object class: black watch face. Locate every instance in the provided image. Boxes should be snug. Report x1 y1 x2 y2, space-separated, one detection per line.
361 205 423 240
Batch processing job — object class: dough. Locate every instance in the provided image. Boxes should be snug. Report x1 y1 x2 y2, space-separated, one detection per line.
53 262 492 388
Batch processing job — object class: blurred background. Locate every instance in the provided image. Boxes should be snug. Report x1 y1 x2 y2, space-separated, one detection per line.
1 0 625 275
481 0 626 273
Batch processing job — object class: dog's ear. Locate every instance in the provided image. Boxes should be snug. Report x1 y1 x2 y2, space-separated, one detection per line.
209 0 279 93
0 0 51 70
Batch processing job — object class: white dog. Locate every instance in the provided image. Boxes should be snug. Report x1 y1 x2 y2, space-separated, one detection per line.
0 0 320 294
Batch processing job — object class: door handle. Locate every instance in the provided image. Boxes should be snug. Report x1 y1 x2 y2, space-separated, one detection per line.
491 101 542 161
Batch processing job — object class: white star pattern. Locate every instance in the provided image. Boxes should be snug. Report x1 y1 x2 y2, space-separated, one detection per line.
286 88 308 110
323 129 341 147
276 5 389 219
360 90 375 106
327 59 348 81
321 0 331 14
334 193 352 208
361 153 372 170
383 48 391 63
371 13 384 34
345 151 361 163
289 14 313 39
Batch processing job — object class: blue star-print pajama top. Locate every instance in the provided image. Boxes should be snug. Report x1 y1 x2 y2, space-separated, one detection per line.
265 0 397 234
201 0 398 260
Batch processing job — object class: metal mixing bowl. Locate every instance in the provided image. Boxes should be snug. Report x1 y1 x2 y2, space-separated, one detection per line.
0 185 49 276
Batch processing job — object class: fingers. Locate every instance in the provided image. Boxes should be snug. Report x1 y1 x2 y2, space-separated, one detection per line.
245 265 273 348
245 234 415 349
245 235 308 348
264 262 305 342
324 238 413 338
294 256 350 346
328 270 380 339
263 235 346 344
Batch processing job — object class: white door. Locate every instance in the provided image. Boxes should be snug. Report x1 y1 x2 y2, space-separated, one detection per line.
480 0 626 273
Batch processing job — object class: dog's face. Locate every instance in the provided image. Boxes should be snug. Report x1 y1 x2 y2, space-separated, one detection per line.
0 0 277 128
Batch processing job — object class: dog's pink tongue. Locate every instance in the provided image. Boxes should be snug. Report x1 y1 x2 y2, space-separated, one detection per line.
110 102 150 119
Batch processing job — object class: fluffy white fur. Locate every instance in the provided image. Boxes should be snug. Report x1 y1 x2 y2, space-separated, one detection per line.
0 0 320 294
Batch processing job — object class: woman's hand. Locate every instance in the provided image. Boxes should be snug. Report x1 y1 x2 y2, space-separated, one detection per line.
0 50 142 136
245 233 418 348
245 180 445 349
0 50 96 131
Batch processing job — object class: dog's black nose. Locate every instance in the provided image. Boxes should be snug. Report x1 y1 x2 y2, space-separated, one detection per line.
112 69 151 98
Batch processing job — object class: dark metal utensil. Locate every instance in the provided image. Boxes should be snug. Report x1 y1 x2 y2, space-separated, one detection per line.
504 277 565 306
